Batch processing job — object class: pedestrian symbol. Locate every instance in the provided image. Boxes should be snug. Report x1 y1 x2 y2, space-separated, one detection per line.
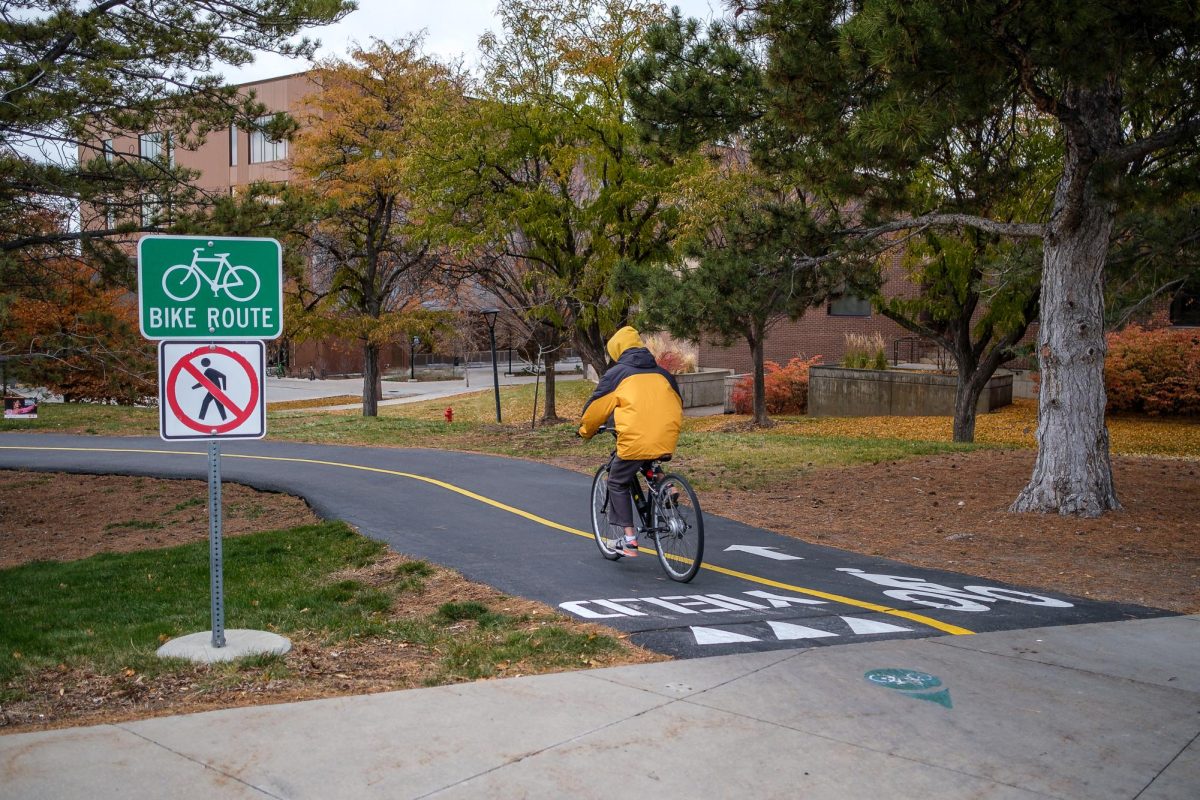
193 358 229 421
158 341 265 441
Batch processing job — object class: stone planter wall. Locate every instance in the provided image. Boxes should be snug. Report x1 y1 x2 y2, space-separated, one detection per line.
808 366 1013 417
722 373 748 413
674 368 732 409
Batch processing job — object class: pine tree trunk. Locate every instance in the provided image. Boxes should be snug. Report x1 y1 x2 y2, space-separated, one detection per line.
1011 83 1121 517
362 342 379 418
749 328 769 426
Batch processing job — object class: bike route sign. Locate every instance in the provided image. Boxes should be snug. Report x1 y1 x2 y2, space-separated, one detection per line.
138 235 283 340
158 341 266 440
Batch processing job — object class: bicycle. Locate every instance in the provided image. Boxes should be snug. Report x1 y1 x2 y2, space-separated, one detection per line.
162 247 261 303
589 425 704 582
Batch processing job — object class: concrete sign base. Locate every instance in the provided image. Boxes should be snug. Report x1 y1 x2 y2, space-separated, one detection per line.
157 630 291 664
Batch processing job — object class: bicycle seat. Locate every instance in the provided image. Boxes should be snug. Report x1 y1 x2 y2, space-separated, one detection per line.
657 454 672 462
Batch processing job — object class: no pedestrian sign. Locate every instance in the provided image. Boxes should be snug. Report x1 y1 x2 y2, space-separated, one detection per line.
159 341 266 441
139 235 283 340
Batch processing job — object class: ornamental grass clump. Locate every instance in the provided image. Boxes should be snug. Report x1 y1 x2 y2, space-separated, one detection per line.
842 332 888 369
643 333 697 374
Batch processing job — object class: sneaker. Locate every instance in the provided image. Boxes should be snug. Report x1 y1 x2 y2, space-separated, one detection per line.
617 534 639 557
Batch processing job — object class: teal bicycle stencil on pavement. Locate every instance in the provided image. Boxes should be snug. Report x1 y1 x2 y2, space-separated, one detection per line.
865 668 954 709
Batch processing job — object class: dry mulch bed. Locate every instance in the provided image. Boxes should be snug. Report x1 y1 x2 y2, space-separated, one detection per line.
704 450 1200 614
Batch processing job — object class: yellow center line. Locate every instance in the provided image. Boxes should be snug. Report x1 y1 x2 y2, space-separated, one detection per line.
0 444 974 636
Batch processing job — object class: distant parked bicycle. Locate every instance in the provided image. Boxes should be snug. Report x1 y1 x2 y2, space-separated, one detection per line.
162 247 260 302
590 425 704 582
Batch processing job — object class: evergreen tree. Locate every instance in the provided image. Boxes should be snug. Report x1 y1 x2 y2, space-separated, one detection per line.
0 0 353 261
703 1 1200 516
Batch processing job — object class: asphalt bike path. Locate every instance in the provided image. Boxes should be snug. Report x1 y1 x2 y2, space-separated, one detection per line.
0 433 1169 658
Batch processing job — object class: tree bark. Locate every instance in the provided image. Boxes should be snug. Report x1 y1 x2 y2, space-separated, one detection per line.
1011 83 1121 516
952 371 982 443
541 351 562 422
748 325 769 426
361 342 380 418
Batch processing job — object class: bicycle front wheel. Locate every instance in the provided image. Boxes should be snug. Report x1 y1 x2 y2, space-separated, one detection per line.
653 474 704 582
222 264 261 302
590 465 622 560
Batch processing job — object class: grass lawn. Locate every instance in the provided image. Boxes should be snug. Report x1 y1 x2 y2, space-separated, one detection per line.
0 521 630 705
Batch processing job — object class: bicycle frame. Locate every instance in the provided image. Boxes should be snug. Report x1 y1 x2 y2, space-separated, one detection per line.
187 248 236 291
599 450 668 539
590 425 704 582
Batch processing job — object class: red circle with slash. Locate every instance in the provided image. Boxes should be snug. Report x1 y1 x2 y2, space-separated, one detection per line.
165 345 260 434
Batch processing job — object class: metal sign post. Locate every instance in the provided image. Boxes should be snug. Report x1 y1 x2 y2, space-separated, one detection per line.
208 441 226 648
141 235 288 663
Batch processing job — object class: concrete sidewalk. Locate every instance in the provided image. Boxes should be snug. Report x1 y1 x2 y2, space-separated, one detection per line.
2 616 1196 799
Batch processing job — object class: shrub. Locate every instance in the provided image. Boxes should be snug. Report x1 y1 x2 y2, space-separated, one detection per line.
732 355 824 415
842 332 888 369
1106 324 1200 416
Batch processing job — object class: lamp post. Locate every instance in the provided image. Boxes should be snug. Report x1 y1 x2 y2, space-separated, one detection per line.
410 336 420 381
480 308 501 422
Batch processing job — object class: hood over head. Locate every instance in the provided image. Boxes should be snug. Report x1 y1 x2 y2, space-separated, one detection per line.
606 326 645 362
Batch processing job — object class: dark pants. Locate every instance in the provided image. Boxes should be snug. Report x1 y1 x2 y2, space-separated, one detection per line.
606 457 644 530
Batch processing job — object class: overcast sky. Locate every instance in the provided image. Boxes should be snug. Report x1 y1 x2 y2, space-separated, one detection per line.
223 0 725 84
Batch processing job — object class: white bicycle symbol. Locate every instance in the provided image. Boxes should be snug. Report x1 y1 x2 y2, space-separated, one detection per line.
838 568 1074 612
162 247 260 303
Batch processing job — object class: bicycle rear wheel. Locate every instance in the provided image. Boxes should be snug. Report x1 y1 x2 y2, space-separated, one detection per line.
653 474 703 582
590 465 623 560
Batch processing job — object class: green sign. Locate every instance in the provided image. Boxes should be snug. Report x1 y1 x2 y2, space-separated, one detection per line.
138 235 283 340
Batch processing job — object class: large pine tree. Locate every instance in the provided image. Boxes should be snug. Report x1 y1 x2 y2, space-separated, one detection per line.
651 1 1200 516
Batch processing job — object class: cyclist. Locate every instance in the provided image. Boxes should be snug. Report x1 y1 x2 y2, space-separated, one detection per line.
578 326 683 557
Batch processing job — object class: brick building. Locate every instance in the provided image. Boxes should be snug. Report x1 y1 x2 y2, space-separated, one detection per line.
696 248 927 374
82 71 427 378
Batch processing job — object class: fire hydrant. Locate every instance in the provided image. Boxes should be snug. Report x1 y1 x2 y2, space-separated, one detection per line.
444 407 453 423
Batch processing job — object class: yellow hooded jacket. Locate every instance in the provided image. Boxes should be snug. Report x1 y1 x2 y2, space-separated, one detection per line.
578 326 683 460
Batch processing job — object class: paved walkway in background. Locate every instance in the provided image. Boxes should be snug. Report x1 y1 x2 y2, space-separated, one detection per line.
265 366 589 412
2 616 1196 799
265 371 724 416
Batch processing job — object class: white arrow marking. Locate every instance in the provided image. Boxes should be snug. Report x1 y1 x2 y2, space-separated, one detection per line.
723 545 804 561
766 621 838 641
691 626 760 645
841 617 912 635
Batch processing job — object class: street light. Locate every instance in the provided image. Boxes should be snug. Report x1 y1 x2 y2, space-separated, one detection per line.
410 335 420 381
480 308 501 422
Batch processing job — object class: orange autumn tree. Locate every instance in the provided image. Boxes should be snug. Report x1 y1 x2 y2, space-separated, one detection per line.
291 37 465 416
4 255 154 403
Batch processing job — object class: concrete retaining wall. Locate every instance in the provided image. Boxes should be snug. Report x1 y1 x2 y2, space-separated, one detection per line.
675 368 732 409
808 366 1013 417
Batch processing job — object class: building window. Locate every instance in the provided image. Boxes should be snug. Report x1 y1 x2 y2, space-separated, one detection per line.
139 131 162 161
249 115 287 163
141 194 162 226
102 139 114 164
828 295 873 317
139 131 172 165
1170 286 1200 326
230 124 238 166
